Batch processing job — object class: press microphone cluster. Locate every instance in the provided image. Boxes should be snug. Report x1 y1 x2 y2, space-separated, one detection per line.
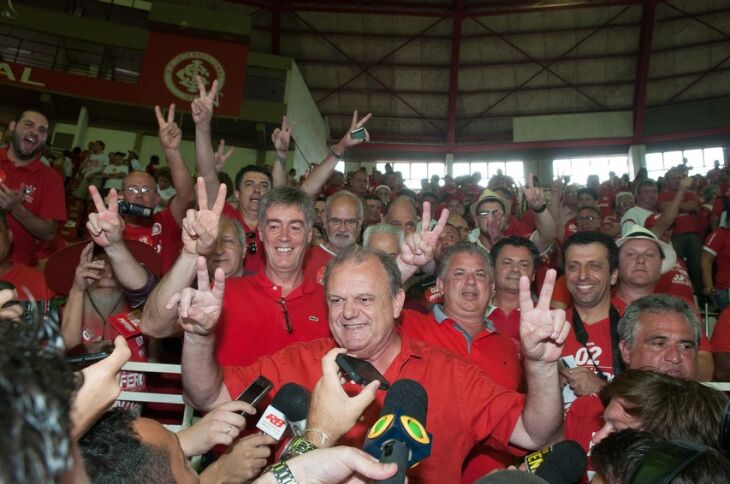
363 379 432 484
257 383 310 441
524 440 587 484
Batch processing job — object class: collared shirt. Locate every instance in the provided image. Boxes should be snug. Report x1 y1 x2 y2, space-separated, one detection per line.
0 146 66 266
215 269 330 367
223 203 265 273
222 332 526 484
302 243 336 284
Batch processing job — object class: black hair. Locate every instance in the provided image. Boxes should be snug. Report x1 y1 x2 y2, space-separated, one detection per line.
235 164 273 190
79 408 177 484
577 187 599 201
562 230 619 272
490 236 540 270
13 109 48 124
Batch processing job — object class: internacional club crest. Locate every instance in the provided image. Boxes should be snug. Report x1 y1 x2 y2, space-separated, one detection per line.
164 51 225 101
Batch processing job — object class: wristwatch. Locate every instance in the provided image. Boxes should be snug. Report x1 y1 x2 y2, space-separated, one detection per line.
533 202 548 213
270 461 298 484
329 145 347 162
280 436 318 461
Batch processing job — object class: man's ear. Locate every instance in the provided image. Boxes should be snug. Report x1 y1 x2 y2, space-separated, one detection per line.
8 121 16 132
392 288 406 319
619 341 631 367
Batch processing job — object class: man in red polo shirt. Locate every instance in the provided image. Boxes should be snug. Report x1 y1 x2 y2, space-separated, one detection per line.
303 191 363 283
0 109 66 266
178 246 569 483
0 209 53 300
400 241 522 481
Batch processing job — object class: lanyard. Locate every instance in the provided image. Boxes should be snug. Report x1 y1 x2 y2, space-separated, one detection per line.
572 304 623 379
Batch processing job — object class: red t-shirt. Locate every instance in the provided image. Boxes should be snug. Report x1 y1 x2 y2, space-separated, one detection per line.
123 207 181 274
222 203 265 273
0 146 67 266
222 333 526 484
711 307 730 353
215 270 330 367
563 394 605 453
654 260 696 306
302 244 335 285
704 228 730 289
657 191 698 234
0 262 54 300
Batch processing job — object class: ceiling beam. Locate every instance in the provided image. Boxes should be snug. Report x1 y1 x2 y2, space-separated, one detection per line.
447 0 464 150
632 0 657 139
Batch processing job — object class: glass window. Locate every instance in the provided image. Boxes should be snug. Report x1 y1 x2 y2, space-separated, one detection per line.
551 156 630 186
645 146 724 179
452 162 470 178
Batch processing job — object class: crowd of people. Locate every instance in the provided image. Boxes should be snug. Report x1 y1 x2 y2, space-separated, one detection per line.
2 75 730 483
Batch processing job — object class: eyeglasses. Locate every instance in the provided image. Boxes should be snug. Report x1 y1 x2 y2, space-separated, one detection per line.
245 231 257 255
125 185 154 195
275 298 292 334
576 215 599 223
391 221 417 231
329 218 359 228
477 209 504 218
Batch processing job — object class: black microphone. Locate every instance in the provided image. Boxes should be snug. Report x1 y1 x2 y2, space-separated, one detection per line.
257 383 310 441
117 200 154 218
363 379 432 484
524 440 587 484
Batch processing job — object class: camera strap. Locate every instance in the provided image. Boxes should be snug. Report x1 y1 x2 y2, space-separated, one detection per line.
571 304 623 379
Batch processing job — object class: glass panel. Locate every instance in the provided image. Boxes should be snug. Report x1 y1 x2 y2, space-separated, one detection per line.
505 161 524 186
376 162 388 173
393 163 410 179
410 162 428 181
452 162 470 177
486 161 505 181
645 153 664 172
705 147 724 167
470 162 488 178
663 151 683 168
335 161 345 173
404 178 421 190
428 163 445 180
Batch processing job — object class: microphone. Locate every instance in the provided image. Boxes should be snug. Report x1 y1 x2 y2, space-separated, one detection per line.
118 200 154 218
524 440 587 484
363 379 432 484
256 383 310 441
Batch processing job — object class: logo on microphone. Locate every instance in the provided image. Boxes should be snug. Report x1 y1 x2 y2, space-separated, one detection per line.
265 413 286 428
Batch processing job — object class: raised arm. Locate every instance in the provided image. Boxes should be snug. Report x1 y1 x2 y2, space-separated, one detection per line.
141 178 226 338
191 75 222 208
548 177 564 231
651 177 692 238
510 269 568 448
300 111 371 197
155 104 195 224
61 242 103 349
87 186 147 290
397 201 449 281
523 174 556 252
176 256 232 410
271 116 294 188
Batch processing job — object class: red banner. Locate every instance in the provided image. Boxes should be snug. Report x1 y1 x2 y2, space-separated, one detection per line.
138 31 248 116
0 31 248 117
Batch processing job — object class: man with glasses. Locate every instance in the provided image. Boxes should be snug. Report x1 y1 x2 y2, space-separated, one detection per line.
120 105 195 273
303 191 363 283
470 180 555 253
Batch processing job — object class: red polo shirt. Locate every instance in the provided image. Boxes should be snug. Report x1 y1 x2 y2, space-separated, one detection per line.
302 244 335 284
215 269 330 367
123 207 181 274
222 332 526 484
488 305 522 354
0 262 53 300
222 203 265 273
0 146 66 266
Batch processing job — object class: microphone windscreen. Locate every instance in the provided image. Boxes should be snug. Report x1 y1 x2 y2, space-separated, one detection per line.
381 379 428 424
534 440 587 484
271 383 310 422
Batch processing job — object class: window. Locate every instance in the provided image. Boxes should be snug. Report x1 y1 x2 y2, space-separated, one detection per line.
451 160 525 186
646 147 723 180
375 162 446 190
552 156 630 186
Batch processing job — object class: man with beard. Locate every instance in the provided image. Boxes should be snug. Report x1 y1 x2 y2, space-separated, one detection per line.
0 110 66 266
303 191 363 283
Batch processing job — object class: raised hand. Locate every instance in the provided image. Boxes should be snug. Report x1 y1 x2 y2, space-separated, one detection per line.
334 110 372 154
522 173 546 211
191 75 219 126
271 115 295 160
155 103 181 151
71 241 106 292
519 269 570 364
399 201 449 267
307 348 380 446
278 447 398 484
214 138 235 174
181 177 227 256
87 186 124 247
177 399 254 456
166 256 225 336
0 183 24 212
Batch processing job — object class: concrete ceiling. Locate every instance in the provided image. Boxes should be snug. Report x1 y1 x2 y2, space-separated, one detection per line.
230 0 730 151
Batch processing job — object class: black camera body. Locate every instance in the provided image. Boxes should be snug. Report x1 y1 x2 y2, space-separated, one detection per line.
117 200 154 218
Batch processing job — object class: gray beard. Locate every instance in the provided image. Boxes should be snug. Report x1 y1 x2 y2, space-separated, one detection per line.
85 288 125 319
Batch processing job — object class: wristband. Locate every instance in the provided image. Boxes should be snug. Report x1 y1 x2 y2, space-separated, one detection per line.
533 203 548 213
304 428 331 447
329 145 347 162
270 461 298 484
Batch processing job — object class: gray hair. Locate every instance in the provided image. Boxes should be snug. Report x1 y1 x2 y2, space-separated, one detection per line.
618 294 701 349
326 190 363 220
437 241 494 282
362 223 405 247
258 186 315 231
323 245 402 298
220 216 245 247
